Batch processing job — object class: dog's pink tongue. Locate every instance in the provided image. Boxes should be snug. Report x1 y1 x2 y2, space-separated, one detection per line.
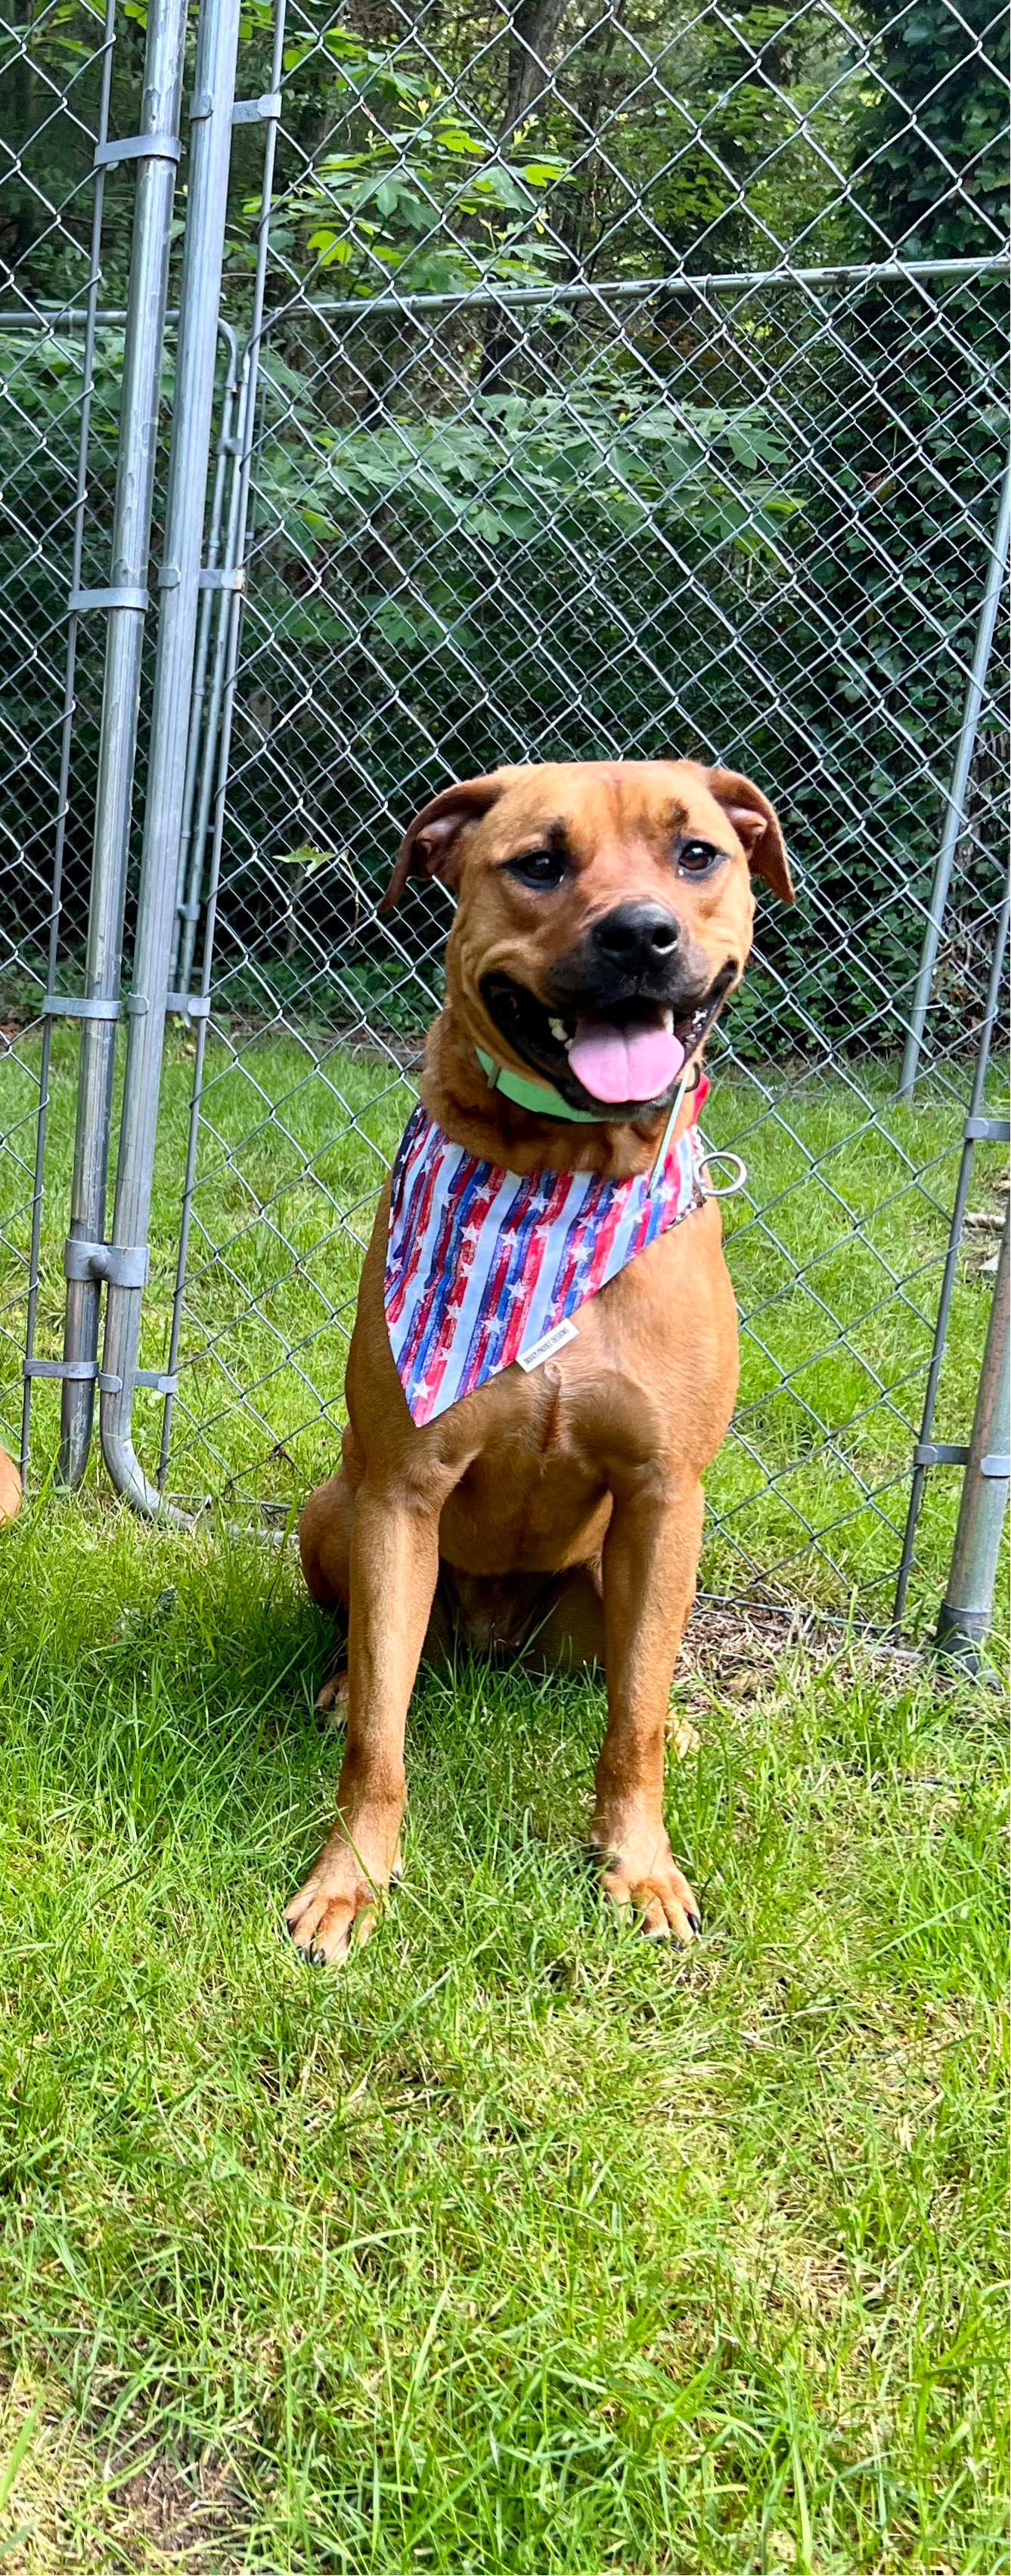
567 1016 685 1104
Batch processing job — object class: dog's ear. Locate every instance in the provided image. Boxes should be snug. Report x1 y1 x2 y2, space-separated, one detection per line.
380 774 508 912
703 766 794 904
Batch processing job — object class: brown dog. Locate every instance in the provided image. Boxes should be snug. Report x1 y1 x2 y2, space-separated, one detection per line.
290 760 792 1960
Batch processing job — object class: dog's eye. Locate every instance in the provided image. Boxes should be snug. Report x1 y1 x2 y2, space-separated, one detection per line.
505 849 567 889
676 838 725 879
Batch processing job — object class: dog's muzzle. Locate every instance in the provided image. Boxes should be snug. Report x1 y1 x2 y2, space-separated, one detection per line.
479 954 738 1117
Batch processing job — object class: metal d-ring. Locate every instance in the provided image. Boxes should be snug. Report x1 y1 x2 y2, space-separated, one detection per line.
698 1150 749 1198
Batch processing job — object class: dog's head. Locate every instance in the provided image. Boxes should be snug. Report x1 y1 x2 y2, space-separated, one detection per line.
381 760 792 1119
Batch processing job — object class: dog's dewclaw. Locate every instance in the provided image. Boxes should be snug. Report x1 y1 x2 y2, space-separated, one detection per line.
315 1668 349 1717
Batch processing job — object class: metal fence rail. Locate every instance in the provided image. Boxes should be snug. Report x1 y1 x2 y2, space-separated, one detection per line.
2 0 1008 1631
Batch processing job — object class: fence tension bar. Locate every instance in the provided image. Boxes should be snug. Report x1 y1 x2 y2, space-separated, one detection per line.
170 320 242 992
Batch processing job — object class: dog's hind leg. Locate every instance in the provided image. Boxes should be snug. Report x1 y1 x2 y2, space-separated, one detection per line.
521 1562 606 1672
299 1469 354 1609
300 1472 355 1712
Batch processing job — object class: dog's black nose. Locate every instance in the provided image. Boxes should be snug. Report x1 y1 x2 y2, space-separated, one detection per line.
593 903 680 975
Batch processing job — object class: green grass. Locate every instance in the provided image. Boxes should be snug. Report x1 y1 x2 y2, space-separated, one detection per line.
2 1026 1006 1621
0 1503 1007 2571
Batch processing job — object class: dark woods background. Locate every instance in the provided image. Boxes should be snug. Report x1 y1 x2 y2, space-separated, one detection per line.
2 0 1006 1059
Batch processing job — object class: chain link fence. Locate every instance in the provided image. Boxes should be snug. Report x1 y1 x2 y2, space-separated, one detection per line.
2 0 1008 1627
1 0 110 1465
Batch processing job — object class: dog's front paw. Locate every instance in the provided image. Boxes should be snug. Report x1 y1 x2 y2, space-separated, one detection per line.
285 1828 399 1964
591 1819 700 1944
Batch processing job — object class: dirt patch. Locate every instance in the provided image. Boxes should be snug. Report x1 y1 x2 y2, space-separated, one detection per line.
0 2378 253 2574
680 1592 923 1694
107 2441 250 2567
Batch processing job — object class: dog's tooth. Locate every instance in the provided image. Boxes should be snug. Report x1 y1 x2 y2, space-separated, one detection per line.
661 1008 674 1035
548 1017 568 1045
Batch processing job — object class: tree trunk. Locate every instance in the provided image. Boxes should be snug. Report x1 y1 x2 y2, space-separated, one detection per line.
479 0 571 390
503 0 570 131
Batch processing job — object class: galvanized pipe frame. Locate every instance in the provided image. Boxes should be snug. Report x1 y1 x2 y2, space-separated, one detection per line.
892 886 1011 1626
11 10 284 1514
18 310 262 1493
158 5 289 1494
96 0 288 1519
53 0 191 1490
97 0 247 1522
936 1205 1010 1667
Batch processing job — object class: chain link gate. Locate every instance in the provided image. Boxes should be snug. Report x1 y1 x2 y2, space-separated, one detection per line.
2 0 1008 1633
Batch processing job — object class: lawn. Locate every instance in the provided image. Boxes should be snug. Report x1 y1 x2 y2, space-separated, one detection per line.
0 1500 1007 2572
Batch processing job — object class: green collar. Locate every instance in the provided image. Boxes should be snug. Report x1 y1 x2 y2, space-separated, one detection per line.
476 1042 697 1120
475 1045 697 1184
474 1045 602 1123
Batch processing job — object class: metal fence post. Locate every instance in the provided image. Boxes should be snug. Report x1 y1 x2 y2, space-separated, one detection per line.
51 0 188 1486
157 7 287 1494
100 0 242 1517
898 457 1010 1101
935 1209 1010 1668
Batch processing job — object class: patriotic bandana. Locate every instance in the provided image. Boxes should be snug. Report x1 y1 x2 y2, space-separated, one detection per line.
385 1078 709 1426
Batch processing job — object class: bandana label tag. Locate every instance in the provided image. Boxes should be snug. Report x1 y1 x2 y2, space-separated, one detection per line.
515 1317 581 1373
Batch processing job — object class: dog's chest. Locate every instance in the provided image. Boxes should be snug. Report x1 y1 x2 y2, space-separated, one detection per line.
440 1328 657 1571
